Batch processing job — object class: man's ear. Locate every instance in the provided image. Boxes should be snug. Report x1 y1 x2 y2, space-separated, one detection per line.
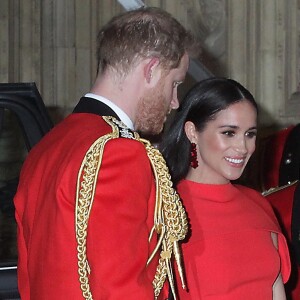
184 121 197 143
144 57 161 84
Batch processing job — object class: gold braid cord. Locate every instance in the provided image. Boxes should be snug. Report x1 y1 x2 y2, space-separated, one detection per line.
75 116 188 300
141 139 188 300
75 116 120 300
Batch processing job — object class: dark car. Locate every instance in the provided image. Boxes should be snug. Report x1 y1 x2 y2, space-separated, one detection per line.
0 83 53 299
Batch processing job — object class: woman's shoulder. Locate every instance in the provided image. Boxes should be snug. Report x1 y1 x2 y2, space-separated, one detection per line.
234 184 277 216
234 184 262 197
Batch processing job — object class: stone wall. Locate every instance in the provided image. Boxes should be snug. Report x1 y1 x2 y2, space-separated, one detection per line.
1 0 299 128
0 0 300 128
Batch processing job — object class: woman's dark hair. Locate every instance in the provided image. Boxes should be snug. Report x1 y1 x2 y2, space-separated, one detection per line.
160 77 258 186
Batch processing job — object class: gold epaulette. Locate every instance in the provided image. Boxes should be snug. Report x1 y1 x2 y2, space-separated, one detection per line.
262 180 299 196
75 116 188 300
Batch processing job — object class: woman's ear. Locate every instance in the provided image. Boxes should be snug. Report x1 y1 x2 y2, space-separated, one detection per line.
184 121 197 143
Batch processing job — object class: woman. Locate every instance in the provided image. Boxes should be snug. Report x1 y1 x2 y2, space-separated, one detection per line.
160 78 290 299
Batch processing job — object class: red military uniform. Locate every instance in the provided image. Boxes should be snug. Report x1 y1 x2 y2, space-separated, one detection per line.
14 98 169 299
264 181 300 300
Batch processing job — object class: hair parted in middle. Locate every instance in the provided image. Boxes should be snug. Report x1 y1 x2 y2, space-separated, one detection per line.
160 77 258 186
96 7 199 76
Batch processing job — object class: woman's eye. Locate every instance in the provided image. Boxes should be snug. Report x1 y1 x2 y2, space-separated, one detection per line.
246 131 257 138
222 131 235 137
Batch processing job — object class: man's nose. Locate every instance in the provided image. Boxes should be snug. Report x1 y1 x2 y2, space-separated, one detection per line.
170 90 179 109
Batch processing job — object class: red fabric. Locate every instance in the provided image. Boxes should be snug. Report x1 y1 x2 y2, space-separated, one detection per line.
175 180 291 300
14 113 167 299
265 182 300 300
261 126 294 190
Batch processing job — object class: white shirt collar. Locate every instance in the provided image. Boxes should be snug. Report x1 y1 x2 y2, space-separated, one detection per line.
84 93 134 130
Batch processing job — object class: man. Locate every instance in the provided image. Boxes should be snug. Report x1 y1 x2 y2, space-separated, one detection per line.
14 7 198 300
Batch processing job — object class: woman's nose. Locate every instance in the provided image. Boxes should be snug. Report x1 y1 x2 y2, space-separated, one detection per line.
234 137 248 154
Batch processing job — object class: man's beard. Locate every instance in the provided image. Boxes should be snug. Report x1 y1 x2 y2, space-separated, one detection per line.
135 86 169 135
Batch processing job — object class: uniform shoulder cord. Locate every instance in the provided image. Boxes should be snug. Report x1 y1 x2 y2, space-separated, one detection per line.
75 116 188 300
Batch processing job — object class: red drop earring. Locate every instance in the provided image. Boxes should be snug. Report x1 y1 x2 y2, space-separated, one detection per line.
190 142 198 169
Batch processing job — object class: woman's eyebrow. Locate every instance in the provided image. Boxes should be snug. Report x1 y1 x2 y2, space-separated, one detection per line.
218 125 239 129
218 125 257 130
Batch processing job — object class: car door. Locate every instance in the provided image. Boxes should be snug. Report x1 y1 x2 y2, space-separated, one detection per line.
0 83 53 299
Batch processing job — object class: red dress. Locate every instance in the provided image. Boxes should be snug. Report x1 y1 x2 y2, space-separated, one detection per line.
265 181 300 300
14 113 166 300
176 180 291 299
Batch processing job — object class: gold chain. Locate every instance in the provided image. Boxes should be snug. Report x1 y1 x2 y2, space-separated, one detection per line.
75 116 188 300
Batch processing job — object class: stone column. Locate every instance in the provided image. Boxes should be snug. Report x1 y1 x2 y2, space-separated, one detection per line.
227 0 300 127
